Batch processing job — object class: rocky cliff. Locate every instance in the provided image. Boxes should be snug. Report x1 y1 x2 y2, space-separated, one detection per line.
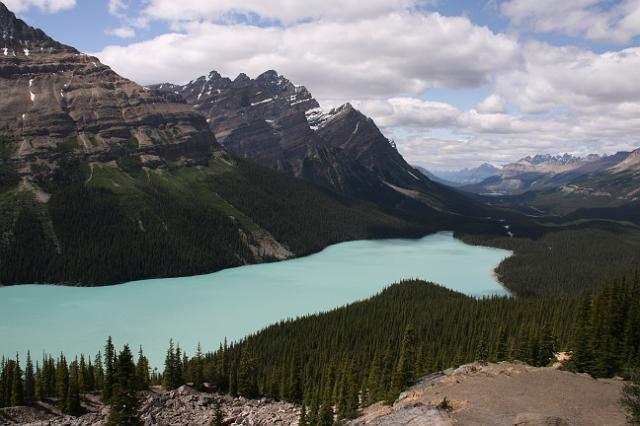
350 362 626 426
151 70 488 218
0 1 219 180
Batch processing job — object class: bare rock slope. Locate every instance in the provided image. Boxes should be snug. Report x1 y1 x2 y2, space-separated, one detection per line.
0 1 218 178
351 362 626 426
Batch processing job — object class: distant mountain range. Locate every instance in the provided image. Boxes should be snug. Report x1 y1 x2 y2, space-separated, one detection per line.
433 151 640 215
422 163 500 187
0 2 497 285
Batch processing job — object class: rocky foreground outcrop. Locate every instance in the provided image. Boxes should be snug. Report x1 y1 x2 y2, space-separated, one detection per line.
0 362 627 426
0 386 300 426
350 362 627 426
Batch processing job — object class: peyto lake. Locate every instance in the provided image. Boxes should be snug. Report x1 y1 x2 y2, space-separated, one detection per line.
0 232 511 367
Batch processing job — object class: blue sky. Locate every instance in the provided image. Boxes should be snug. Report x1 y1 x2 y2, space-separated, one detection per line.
8 0 640 170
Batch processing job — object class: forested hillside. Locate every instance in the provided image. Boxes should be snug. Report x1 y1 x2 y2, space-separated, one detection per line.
0 152 428 285
460 228 640 296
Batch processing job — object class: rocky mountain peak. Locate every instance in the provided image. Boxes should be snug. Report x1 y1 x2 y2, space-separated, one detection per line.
521 153 597 166
0 2 74 54
0 2 219 180
233 72 251 84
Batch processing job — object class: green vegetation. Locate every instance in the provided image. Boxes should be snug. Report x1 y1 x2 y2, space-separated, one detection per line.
622 369 640 425
1 338 151 422
0 133 19 191
460 228 640 296
0 155 420 285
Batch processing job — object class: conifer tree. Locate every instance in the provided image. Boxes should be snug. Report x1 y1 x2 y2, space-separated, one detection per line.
10 354 24 407
78 355 87 394
103 337 116 402
621 368 640 425
192 343 204 391
135 346 150 391
317 398 335 426
538 323 556 366
210 400 225 426
56 355 69 411
388 326 415 403
66 359 82 416
299 403 308 426
94 351 105 391
24 351 35 405
107 345 141 426
238 344 258 398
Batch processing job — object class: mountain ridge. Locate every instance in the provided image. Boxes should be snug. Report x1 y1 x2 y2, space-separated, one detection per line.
0 3 443 286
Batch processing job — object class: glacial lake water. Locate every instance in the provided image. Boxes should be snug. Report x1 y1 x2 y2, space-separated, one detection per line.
0 232 511 367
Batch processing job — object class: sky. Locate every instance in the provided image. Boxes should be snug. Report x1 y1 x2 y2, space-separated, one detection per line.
7 0 640 171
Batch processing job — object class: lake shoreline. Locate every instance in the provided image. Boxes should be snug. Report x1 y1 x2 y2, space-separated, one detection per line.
0 232 512 367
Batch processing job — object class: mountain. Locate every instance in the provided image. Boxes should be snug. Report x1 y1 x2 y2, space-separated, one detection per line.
0 2 218 177
0 3 438 285
427 163 500 186
149 71 484 217
463 153 615 195
468 149 640 216
415 166 460 187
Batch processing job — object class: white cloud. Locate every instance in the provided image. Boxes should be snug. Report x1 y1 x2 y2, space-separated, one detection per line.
106 26 136 38
141 0 435 25
108 0 127 16
502 0 640 43
95 12 520 100
355 98 461 128
495 42 640 113
3 0 75 13
477 94 507 114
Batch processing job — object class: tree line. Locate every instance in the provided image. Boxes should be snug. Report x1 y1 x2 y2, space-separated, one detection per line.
0 338 153 425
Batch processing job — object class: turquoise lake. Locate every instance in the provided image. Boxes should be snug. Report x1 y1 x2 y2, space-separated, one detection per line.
0 232 511 367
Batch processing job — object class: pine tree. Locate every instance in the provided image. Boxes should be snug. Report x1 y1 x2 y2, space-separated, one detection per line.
571 292 594 372
229 361 238 397
135 346 150 391
317 398 334 426
78 355 87 394
387 326 415 404
192 343 204 391
210 400 225 426
107 345 141 426
538 323 556 366
493 326 509 362
163 340 182 390
621 368 640 425
336 357 358 419
55 355 69 411
94 351 105 391
10 354 24 407
24 351 35 405
475 335 489 363
299 403 308 426
103 337 116 402
238 344 258 398
66 359 82 416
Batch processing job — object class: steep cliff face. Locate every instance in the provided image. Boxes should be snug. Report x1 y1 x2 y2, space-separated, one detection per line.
151 70 316 174
0 2 219 178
